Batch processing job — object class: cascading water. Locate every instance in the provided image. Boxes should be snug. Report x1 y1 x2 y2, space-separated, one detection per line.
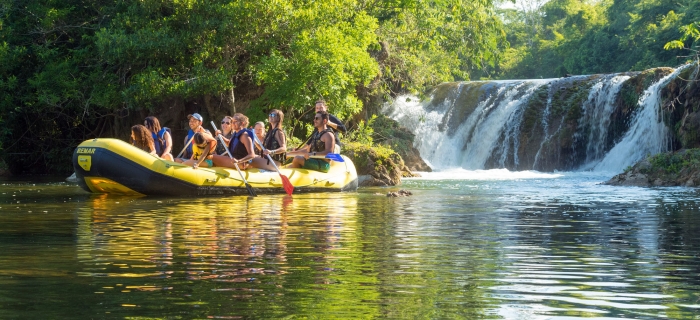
592 67 687 172
385 67 684 173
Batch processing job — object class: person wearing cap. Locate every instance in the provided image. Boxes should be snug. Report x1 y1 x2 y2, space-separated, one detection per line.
179 113 208 160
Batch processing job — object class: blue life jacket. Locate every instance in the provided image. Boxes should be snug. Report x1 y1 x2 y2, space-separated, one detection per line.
152 127 171 156
184 129 195 159
229 128 254 159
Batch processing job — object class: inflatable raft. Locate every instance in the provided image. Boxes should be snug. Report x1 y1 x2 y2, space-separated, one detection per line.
72 138 358 196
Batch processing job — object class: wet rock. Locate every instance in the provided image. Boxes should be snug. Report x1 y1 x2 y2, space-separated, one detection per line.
604 149 700 187
66 172 79 183
386 189 413 197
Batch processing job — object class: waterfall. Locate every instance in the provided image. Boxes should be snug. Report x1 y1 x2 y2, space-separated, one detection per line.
592 68 686 172
385 67 684 173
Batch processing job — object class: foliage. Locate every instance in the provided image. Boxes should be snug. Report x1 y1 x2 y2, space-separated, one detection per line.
664 22 700 62
496 0 700 79
367 0 506 91
344 115 377 146
649 149 700 174
0 0 508 174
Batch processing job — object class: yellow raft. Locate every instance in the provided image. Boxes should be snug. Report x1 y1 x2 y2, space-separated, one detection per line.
72 138 358 196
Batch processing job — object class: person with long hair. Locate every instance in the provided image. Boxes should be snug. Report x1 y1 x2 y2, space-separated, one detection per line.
143 116 174 161
250 109 287 170
214 116 234 155
131 125 157 156
253 121 266 157
212 113 256 169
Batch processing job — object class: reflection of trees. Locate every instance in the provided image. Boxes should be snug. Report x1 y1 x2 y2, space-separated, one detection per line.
75 193 378 318
359 194 499 318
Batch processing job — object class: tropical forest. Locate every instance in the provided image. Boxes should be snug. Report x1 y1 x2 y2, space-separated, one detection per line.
0 0 699 175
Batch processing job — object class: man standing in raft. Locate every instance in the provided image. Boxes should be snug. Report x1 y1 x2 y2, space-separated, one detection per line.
286 111 335 173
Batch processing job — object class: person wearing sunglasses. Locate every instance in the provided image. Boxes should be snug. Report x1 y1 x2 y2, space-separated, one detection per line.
214 116 234 155
212 113 256 169
286 110 334 172
250 109 287 170
315 100 345 153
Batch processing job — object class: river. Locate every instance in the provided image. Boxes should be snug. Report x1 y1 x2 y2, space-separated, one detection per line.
1 171 699 319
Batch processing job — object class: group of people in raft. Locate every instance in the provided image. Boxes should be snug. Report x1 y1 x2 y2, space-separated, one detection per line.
129 100 347 173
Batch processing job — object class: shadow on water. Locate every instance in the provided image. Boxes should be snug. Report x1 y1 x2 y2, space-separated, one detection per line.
1 172 700 319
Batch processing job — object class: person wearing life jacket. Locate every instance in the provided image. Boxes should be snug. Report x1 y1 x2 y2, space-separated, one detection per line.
214 116 234 155
286 110 335 173
181 132 217 169
130 124 158 156
250 109 287 171
315 99 345 153
212 113 256 169
253 121 266 157
179 113 208 160
144 116 173 161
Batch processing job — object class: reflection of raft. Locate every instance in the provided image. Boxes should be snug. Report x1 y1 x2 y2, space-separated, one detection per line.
72 138 358 196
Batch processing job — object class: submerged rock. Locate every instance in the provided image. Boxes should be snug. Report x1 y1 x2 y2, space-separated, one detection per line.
387 189 413 197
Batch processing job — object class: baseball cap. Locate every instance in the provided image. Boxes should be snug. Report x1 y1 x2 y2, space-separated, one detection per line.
187 113 203 122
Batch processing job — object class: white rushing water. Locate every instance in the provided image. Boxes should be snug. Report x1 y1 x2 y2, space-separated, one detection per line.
386 68 685 173
592 67 687 172
386 80 552 170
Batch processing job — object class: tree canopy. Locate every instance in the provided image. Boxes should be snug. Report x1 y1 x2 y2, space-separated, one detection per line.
0 0 505 173
495 0 700 79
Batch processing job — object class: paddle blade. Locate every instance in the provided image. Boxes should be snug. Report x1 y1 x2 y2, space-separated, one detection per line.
280 174 294 195
325 153 344 162
245 182 257 197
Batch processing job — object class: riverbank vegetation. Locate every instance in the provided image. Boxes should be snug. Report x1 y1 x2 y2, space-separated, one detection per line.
606 148 700 187
1 0 699 176
0 0 504 174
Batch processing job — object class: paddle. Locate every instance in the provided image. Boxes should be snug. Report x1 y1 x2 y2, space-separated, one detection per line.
308 153 345 162
251 134 294 195
286 152 344 162
176 135 195 159
211 121 256 197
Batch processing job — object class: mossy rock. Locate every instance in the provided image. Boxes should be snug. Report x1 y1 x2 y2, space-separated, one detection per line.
343 141 413 186
371 114 431 172
606 148 700 187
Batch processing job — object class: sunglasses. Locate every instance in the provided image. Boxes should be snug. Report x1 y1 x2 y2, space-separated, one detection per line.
269 113 276 117
314 116 322 120
221 121 230 125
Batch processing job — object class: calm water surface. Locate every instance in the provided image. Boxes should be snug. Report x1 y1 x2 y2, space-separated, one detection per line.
1 170 699 319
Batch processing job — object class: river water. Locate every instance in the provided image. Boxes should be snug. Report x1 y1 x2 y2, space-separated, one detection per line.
1 171 699 319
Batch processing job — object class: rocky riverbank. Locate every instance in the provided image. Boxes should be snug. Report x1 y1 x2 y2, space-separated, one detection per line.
605 149 700 187
343 141 419 187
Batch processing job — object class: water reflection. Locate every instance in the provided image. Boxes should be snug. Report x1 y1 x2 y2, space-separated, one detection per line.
1 174 700 319
72 192 373 318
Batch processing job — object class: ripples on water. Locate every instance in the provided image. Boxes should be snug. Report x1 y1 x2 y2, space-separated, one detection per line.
1 171 699 319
